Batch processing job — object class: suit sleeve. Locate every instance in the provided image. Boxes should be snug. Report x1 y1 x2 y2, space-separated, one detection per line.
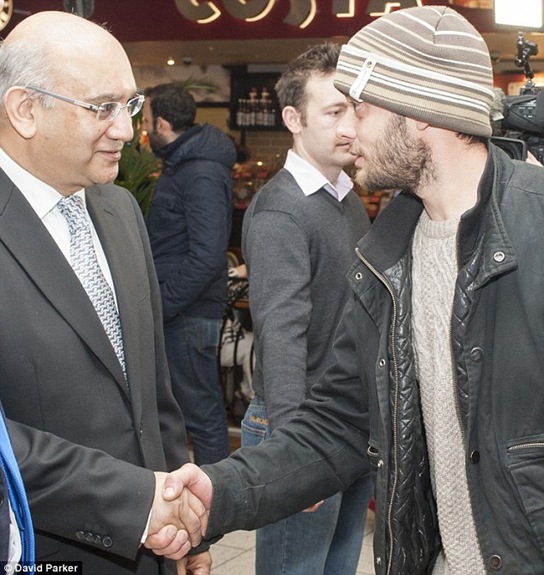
10 418 155 560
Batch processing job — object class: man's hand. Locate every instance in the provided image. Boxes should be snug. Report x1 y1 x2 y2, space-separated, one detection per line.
163 463 213 521
177 551 212 575
303 500 324 512
146 471 207 556
145 466 212 558
144 523 192 559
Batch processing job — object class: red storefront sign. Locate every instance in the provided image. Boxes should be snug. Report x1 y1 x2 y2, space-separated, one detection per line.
1 1 495 39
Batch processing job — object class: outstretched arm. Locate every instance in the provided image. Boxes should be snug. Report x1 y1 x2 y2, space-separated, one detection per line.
150 298 371 545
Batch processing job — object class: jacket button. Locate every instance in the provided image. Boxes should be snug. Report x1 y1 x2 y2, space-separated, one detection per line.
488 554 502 569
470 347 483 362
355 272 363 280
379 358 386 368
493 251 505 263
76 531 85 541
103 536 113 548
470 450 480 464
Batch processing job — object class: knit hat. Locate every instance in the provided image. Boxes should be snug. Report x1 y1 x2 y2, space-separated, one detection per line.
334 5 494 137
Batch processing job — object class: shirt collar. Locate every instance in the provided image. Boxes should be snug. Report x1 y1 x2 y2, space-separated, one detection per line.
284 149 353 201
0 147 85 218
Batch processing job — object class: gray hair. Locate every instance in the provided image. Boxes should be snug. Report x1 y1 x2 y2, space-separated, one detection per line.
0 39 56 109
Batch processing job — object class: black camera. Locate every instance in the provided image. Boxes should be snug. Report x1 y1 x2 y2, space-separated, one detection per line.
492 33 544 163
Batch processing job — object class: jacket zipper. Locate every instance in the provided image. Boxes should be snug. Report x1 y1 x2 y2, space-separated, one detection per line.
356 246 398 575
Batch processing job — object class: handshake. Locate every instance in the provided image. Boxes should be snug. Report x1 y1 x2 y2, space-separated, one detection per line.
146 464 213 561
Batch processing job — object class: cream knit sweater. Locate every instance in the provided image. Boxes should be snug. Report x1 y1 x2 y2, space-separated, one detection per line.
411 211 486 575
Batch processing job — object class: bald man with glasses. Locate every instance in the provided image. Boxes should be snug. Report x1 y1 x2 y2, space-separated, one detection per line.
0 11 209 575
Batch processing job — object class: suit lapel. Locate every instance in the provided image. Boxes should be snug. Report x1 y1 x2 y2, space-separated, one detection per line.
85 187 144 415
0 173 128 396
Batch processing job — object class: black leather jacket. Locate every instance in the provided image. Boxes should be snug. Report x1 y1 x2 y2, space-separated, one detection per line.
204 144 544 574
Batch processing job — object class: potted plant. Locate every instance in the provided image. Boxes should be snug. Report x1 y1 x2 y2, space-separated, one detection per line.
115 126 160 216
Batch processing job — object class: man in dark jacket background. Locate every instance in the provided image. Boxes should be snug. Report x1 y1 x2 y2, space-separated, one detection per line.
144 83 236 464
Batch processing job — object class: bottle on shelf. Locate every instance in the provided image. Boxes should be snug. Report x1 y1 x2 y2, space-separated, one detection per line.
234 85 279 129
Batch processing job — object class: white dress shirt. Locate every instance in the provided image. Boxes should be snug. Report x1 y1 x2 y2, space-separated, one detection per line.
0 147 118 304
283 149 353 201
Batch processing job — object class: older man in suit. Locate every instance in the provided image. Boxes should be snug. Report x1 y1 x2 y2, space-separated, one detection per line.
0 11 208 575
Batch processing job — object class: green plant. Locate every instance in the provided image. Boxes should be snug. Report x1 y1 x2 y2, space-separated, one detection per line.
115 127 160 216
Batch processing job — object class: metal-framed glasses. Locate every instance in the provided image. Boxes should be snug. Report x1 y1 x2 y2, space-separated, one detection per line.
25 85 145 122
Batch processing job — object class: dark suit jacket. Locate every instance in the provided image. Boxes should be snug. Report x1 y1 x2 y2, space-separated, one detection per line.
0 169 189 574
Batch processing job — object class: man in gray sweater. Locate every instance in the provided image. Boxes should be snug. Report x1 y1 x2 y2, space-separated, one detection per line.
239 43 373 575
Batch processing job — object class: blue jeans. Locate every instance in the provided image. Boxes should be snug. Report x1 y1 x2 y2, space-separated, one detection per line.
242 397 373 575
164 314 230 465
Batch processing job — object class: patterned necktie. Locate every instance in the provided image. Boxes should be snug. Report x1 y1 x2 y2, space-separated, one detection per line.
0 412 34 565
57 195 127 380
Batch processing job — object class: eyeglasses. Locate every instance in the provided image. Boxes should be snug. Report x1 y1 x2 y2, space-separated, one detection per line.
25 85 145 122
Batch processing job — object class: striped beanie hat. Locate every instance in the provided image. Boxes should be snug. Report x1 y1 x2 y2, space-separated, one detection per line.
334 5 494 137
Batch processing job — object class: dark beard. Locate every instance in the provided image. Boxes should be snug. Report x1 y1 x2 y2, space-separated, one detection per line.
355 114 434 195
148 133 161 153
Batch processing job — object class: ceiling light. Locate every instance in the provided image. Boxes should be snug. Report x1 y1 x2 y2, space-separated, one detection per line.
167 57 175 66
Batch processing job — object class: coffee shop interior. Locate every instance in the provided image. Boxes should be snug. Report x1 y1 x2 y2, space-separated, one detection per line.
3 1 544 572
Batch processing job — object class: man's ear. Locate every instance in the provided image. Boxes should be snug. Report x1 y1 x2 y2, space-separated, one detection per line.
281 106 302 134
414 119 430 133
3 87 38 139
155 116 171 134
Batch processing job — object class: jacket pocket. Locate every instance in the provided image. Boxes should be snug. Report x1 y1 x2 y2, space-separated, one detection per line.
506 435 544 549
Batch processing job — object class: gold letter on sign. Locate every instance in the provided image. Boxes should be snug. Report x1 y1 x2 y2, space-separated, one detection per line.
284 0 316 28
174 0 221 24
222 0 276 22
368 0 422 17
333 0 355 18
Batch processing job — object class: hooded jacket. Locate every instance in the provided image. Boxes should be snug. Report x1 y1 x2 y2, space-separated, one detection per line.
147 123 236 321
203 143 544 574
